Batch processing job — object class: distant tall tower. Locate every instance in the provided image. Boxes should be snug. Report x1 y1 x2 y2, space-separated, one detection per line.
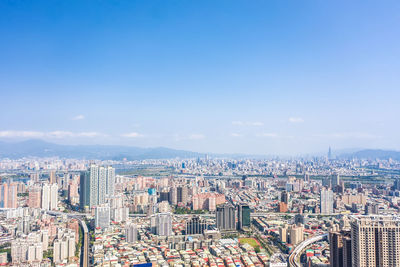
328 147 333 160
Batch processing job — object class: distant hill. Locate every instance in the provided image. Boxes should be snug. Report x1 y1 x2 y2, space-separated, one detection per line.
340 149 400 160
0 140 204 160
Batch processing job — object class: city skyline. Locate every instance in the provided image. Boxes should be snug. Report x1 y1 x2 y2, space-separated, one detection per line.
1 0 400 155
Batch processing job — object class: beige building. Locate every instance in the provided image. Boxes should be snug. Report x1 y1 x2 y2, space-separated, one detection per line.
289 224 304 245
351 215 400 267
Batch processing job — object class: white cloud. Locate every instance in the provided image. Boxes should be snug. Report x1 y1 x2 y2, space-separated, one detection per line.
231 133 243 137
256 133 278 138
289 117 304 123
188 134 205 140
71 115 85 120
0 130 106 139
78 132 106 138
0 131 45 138
232 121 264 126
121 132 143 138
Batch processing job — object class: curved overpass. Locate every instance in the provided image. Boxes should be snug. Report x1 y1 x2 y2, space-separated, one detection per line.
289 233 328 267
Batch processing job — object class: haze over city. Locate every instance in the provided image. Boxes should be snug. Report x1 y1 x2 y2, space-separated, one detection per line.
1 0 400 155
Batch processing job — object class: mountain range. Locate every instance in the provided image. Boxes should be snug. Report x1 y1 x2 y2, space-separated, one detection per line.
0 140 203 160
0 139 399 160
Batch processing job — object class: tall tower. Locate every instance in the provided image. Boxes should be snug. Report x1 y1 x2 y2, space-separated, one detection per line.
328 147 333 160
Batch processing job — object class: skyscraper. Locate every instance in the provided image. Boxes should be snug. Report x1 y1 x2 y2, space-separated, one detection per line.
329 230 351 267
186 216 208 235
0 183 17 208
80 165 115 209
320 187 334 214
331 174 340 189
351 215 400 267
28 186 42 208
49 183 58 210
216 204 236 231
95 205 110 229
125 222 137 243
155 213 172 236
177 186 188 205
106 166 115 197
41 183 50 210
237 204 251 230
49 170 56 184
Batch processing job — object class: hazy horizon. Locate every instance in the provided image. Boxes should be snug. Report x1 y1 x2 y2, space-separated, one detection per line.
1 1 399 155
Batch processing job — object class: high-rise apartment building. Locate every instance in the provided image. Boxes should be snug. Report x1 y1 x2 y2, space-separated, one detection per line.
320 187 334 214
177 185 188 205
49 170 56 184
351 215 400 267
0 183 17 208
289 225 304 245
237 204 251 230
28 186 41 208
153 213 172 236
41 183 50 210
186 216 208 235
41 183 58 210
169 187 178 205
216 204 236 231
330 230 352 267
125 222 138 243
49 183 58 210
95 205 110 229
80 165 115 209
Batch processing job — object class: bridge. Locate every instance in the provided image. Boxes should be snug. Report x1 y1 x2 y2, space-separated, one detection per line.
288 233 328 267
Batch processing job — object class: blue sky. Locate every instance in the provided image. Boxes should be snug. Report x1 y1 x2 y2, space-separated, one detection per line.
0 0 399 155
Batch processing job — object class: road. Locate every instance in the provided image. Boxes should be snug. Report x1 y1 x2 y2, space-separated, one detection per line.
288 234 328 267
44 210 89 267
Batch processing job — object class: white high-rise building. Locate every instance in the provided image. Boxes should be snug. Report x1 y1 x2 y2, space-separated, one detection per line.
155 213 172 236
90 165 99 208
320 187 334 214
106 166 115 197
53 229 76 263
80 165 116 209
50 183 58 210
125 222 137 243
95 205 110 229
41 183 50 210
98 166 107 205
